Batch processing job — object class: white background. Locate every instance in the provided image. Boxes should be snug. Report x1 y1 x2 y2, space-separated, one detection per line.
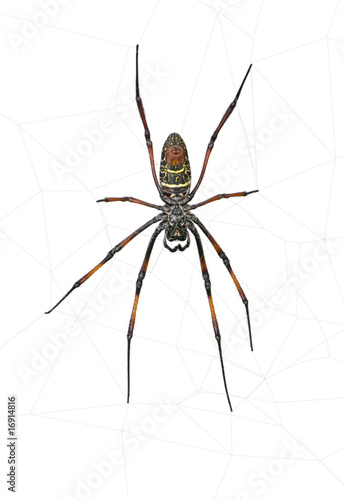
1 0 345 499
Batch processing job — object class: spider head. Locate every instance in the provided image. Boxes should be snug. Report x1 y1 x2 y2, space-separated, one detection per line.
167 227 187 242
160 133 191 196
164 205 189 251
167 205 187 241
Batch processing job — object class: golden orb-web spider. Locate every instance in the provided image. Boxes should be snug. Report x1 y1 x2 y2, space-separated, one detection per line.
46 45 258 412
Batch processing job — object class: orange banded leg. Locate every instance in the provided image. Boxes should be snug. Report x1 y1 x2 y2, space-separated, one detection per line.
45 215 164 314
97 196 163 211
188 64 253 201
136 45 163 197
188 190 258 210
188 222 232 412
127 222 166 403
193 216 253 351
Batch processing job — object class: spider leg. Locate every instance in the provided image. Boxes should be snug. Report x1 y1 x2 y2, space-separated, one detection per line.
45 214 165 314
135 45 164 198
188 190 258 210
188 64 253 201
188 222 233 412
192 216 253 351
97 196 163 211
127 221 166 403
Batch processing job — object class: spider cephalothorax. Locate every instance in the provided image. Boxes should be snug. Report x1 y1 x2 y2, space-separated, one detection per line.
46 45 258 412
164 202 190 252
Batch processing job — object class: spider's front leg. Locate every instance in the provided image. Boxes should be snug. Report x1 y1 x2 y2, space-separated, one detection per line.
126 221 167 403
188 222 233 411
45 214 165 314
191 215 253 351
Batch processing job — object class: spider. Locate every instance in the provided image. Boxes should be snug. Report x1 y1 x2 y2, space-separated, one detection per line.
46 45 258 412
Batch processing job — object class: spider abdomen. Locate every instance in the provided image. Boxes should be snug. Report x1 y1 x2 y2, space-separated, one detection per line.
160 132 191 196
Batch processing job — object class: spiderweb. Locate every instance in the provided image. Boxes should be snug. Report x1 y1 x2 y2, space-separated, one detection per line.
1 0 345 499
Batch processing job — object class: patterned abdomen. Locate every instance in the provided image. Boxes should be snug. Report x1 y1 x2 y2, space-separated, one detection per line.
160 133 191 196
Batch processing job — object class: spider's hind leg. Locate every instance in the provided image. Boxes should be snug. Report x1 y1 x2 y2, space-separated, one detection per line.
135 45 163 198
188 63 253 201
188 222 233 412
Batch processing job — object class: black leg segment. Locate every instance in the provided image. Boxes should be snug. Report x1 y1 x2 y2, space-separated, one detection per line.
188 222 233 411
127 221 166 403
